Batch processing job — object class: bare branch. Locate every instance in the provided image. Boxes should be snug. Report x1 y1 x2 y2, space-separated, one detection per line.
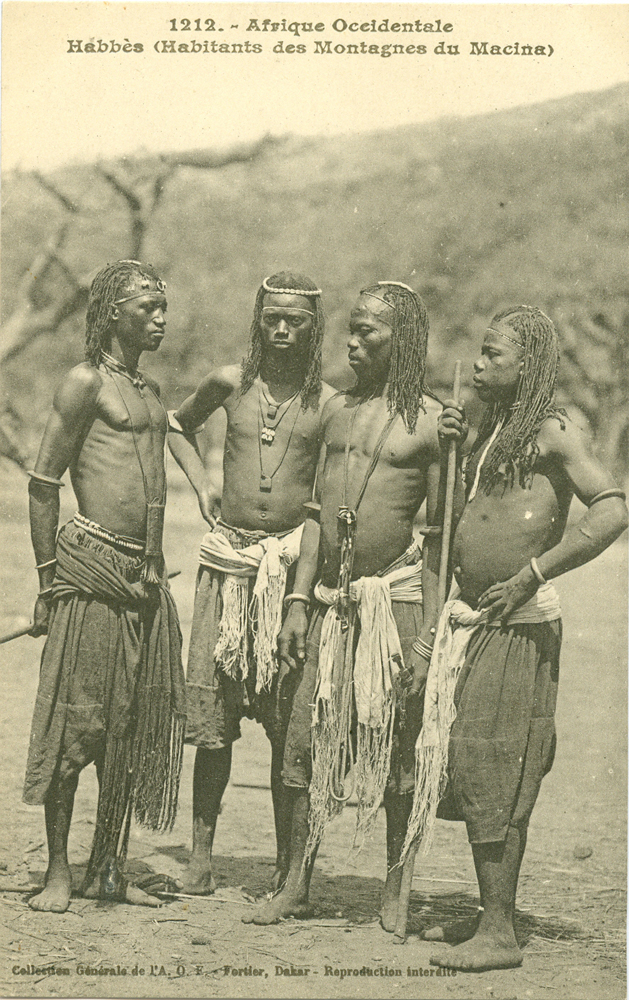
31 171 79 213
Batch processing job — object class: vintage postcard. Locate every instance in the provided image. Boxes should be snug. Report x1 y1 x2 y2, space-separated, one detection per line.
1 3 627 998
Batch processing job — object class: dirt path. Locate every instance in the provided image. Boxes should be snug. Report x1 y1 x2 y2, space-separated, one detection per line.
0 463 625 999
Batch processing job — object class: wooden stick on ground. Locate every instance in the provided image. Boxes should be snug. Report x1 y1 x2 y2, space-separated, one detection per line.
393 360 462 945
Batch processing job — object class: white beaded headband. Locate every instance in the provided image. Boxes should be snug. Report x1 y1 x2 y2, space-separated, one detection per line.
262 277 322 297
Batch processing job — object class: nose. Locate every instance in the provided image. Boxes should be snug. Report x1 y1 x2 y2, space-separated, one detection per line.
153 309 166 328
473 355 484 373
347 333 359 350
275 319 289 336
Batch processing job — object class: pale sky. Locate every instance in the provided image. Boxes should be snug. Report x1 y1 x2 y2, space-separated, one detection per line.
2 2 628 172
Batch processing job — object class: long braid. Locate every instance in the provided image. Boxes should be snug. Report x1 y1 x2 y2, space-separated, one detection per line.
360 283 429 434
240 272 324 410
85 261 164 365
470 306 565 492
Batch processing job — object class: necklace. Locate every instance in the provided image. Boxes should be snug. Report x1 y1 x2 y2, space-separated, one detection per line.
336 398 398 628
258 384 300 444
257 399 302 493
101 351 145 390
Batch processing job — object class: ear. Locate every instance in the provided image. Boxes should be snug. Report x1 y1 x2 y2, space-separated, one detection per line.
109 304 119 322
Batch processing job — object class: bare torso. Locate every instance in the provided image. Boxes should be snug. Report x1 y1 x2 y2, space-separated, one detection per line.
66 365 166 540
319 392 441 585
221 370 335 534
453 428 573 604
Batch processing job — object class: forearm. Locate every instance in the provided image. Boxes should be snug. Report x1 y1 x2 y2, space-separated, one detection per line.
29 483 60 591
168 430 209 497
536 498 628 581
291 516 322 598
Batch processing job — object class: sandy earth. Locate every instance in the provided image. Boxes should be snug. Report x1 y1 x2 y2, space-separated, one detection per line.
0 462 626 1000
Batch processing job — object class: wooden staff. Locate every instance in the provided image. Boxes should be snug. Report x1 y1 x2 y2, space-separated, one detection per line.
393 360 462 944
0 571 182 645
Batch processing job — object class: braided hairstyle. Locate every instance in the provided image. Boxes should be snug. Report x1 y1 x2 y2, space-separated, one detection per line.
469 305 564 492
84 260 164 365
240 272 325 410
359 282 429 434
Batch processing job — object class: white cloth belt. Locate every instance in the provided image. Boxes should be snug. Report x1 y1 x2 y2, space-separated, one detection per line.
198 523 303 692
401 581 561 862
306 546 422 856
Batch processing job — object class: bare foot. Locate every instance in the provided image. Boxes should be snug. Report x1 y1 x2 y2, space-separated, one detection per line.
423 914 480 942
430 932 523 972
81 879 162 907
29 864 72 913
242 890 313 925
178 866 216 896
380 869 403 932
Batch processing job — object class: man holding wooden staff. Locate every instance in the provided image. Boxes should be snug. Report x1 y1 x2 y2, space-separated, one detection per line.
403 305 627 971
244 280 459 927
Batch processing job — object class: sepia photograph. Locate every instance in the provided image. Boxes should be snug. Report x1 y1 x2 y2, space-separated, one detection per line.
0 3 627 998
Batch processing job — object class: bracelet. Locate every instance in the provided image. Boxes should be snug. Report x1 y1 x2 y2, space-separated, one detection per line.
412 637 434 660
35 558 57 571
27 470 64 488
419 525 443 537
38 587 54 600
530 557 547 586
588 488 626 507
283 592 311 608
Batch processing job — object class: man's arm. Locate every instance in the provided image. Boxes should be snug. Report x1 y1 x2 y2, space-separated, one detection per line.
168 366 238 525
479 417 628 619
29 365 101 634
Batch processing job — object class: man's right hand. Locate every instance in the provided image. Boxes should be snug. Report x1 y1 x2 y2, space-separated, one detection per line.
438 398 468 449
278 602 309 670
30 595 51 637
197 486 221 528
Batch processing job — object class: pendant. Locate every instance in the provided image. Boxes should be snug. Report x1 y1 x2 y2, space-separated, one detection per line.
267 405 278 420
261 427 276 445
260 475 273 492
337 506 357 528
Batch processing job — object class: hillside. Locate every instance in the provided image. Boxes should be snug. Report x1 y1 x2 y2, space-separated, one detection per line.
2 82 628 470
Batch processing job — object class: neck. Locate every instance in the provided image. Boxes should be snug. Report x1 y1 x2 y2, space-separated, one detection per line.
107 338 142 373
259 353 306 394
353 374 389 401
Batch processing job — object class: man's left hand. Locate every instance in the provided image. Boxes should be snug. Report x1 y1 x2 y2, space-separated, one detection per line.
477 566 538 622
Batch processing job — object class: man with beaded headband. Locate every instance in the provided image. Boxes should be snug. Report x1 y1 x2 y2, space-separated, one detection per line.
168 272 335 894
23 260 185 912
244 281 453 927
403 305 627 971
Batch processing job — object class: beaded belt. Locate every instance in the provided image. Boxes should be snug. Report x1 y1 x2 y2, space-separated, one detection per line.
73 512 145 554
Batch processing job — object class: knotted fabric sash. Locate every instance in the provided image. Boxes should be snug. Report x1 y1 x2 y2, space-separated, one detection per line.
198 522 303 692
306 544 422 857
401 581 561 863
53 526 185 885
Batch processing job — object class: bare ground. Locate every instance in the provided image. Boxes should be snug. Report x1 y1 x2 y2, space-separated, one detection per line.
0 461 626 1000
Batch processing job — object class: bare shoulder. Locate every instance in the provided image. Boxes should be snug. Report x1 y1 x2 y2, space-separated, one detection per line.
198 363 241 398
537 413 584 458
321 388 348 427
318 381 338 408
53 363 102 414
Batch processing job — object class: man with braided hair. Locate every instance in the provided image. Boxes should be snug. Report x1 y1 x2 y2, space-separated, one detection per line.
244 281 451 927
168 272 335 894
24 261 185 912
410 305 627 971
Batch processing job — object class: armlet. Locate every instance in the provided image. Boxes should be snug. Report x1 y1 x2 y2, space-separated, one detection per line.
167 410 206 436
303 500 321 522
588 488 626 508
27 470 64 488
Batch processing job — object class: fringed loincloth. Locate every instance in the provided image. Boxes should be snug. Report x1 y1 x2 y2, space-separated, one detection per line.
306 542 423 859
23 520 185 887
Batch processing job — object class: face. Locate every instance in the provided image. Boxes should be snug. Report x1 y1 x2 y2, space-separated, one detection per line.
259 293 314 357
473 319 524 405
110 290 167 355
347 294 394 384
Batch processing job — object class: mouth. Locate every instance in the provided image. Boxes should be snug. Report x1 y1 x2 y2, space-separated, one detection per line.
348 354 362 366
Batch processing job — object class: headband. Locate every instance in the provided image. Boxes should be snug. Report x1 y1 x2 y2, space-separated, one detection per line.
262 277 321 297
487 326 524 349
262 305 314 316
114 274 166 304
360 280 416 308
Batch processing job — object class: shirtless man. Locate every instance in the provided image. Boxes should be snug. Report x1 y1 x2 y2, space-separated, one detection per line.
23 260 185 912
244 281 449 927
168 273 335 894
408 305 627 971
